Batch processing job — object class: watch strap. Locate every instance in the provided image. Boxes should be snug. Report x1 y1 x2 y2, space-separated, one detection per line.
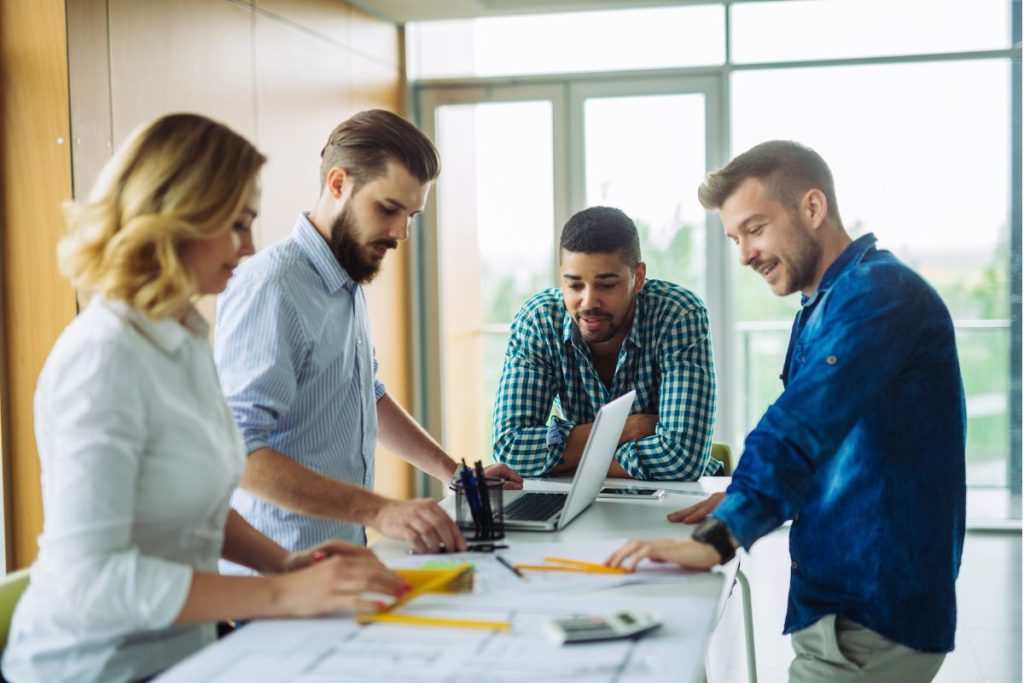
692 517 737 564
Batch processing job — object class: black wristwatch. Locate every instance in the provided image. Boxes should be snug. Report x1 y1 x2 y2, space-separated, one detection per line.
692 517 737 564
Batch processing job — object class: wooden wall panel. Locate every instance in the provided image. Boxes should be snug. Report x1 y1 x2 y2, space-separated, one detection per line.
1 0 78 568
251 13 352 246
255 0 351 45
66 0 113 202
107 0 257 147
349 5 400 68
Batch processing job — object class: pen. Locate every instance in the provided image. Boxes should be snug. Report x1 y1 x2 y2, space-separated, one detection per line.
495 555 528 581
474 460 494 538
460 459 482 533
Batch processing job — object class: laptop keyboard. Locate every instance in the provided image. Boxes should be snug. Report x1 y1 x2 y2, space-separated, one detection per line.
504 493 568 521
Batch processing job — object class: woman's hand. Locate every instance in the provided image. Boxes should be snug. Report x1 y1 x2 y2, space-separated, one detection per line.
666 492 725 524
271 550 408 617
604 537 721 573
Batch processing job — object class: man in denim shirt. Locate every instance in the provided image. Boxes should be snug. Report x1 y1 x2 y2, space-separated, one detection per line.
608 141 966 682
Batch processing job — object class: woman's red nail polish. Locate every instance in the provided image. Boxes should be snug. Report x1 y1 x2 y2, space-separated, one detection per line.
313 551 327 562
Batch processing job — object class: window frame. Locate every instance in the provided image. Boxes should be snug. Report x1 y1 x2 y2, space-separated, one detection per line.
408 2 1022 509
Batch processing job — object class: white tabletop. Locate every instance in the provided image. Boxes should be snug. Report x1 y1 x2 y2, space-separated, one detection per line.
159 477 734 683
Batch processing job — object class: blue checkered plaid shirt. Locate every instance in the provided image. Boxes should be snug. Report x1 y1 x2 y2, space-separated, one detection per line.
492 279 717 480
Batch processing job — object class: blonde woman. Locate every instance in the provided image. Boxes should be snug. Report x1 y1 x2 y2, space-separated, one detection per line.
2 114 406 683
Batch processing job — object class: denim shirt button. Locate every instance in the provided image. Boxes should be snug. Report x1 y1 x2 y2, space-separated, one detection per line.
791 560 799 572
826 355 838 365
793 512 799 522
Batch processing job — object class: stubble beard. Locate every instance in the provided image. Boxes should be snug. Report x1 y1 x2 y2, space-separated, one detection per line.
329 205 395 284
770 215 822 296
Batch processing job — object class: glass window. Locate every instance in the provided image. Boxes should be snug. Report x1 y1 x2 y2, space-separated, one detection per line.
409 6 724 79
731 59 1012 487
731 0 1010 64
583 93 708 297
434 100 555 459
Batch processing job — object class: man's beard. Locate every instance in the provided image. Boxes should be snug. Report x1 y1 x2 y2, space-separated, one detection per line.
576 295 636 344
776 214 822 296
329 205 397 284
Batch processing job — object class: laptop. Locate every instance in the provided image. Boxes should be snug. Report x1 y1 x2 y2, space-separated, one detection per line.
500 390 636 532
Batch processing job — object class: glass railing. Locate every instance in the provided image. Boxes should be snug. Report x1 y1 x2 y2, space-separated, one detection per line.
736 319 1014 492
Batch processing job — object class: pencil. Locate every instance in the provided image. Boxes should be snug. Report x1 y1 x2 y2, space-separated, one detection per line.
542 556 629 573
495 554 528 580
513 563 628 575
544 557 622 573
360 613 511 631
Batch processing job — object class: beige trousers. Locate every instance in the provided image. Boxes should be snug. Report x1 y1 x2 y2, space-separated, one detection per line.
789 614 946 683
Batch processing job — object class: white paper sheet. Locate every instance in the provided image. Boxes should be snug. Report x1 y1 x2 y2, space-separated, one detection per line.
158 593 716 683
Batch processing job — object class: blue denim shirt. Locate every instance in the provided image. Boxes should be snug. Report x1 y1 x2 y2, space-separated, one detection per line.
714 234 966 653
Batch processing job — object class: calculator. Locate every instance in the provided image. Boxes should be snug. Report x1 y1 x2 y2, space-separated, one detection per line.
543 610 662 644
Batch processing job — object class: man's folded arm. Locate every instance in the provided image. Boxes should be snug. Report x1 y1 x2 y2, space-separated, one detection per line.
491 321 565 476
619 306 716 481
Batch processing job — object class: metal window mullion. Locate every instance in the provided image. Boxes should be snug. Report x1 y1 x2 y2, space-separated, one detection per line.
1009 0 1022 496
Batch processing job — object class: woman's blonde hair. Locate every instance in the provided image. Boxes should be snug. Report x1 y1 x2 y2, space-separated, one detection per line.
60 113 266 318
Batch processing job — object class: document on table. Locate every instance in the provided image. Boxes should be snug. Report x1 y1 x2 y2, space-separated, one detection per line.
389 538 696 597
157 592 717 683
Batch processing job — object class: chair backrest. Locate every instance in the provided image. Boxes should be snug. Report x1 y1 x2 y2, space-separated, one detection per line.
710 442 735 476
0 568 30 651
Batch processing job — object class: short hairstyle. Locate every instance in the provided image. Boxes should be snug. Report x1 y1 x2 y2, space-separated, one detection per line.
698 140 841 223
59 113 266 319
319 109 441 190
559 206 641 268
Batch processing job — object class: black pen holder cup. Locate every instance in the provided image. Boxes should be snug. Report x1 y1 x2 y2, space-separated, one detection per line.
454 477 505 541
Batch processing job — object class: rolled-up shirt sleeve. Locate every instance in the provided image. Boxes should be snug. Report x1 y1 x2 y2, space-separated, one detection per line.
616 304 716 481
373 351 387 401
42 339 192 631
492 308 567 476
215 269 306 454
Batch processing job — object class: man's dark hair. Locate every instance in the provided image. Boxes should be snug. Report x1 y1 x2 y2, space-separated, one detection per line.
559 206 641 268
319 109 441 190
698 140 842 223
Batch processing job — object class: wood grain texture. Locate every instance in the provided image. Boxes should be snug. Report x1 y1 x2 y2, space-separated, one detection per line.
1 0 78 568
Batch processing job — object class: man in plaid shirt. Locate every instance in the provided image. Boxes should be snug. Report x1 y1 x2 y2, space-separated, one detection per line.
492 206 718 481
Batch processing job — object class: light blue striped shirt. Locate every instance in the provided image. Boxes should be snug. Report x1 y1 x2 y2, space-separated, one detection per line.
215 214 384 573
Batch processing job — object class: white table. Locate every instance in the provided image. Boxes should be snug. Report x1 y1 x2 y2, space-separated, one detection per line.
159 477 742 683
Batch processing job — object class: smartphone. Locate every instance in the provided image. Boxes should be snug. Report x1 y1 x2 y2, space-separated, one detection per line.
598 487 665 500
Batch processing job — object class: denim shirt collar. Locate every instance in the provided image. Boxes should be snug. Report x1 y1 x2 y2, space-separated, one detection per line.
800 233 878 309
293 212 357 295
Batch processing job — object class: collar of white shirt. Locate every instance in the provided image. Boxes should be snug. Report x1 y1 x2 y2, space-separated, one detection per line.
100 298 209 355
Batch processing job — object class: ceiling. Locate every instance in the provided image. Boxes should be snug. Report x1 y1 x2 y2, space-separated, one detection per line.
348 0 708 23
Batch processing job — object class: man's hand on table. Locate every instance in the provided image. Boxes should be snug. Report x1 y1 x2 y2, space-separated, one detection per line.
481 462 524 489
604 537 721 573
666 492 725 524
372 498 467 554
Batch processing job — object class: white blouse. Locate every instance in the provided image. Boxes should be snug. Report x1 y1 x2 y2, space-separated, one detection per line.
2 298 245 683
